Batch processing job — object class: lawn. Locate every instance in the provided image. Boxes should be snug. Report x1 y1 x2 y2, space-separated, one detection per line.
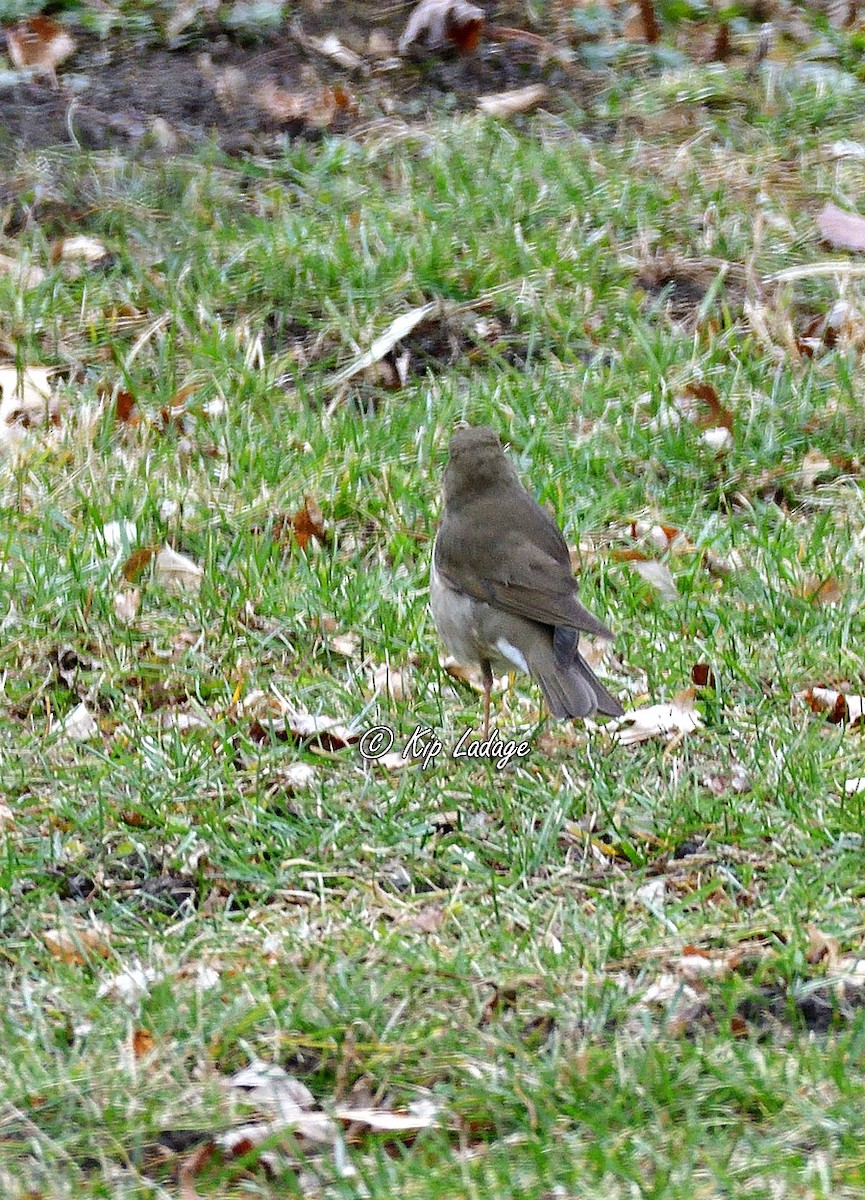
2 2 865 1195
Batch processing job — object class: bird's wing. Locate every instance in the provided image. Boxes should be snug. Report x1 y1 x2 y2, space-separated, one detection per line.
435 488 613 639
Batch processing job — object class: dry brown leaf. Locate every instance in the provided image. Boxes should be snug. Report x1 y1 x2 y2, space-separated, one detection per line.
676 947 741 982
132 1027 155 1058
333 1105 437 1133
178 1141 217 1200
290 496 327 551
329 301 440 388
305 32 366 71
624 0 660 42
817 202 865 252
691 662 716 689
477 84 548 118
798 575 844 605
120 547 157 583
5 16 76 81
629 520 691 552
797 686 865 726
44 919 112 964
681 381 734 433
399 0 484 54
368 662 411 703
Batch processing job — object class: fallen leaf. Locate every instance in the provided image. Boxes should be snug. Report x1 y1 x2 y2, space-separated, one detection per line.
43 918 112 963
798 686 865 726
0 365 59 446
289 496 327 551
817 202 865 252
691 663 716 688
51 235 109 265
57 702 98 742
799 449 833 489
329 301 440 388
132 1027 155 1058
0 251 45 290
368 662 411 702
333 1105 437 1132
806 925 840 970
250 711 360 751
111 588 139 624
178 1141 217 1200
305 32 366 72
253 82 356 129
399 0 484 54
97 962 160 1003
607 689 702 745
120 547 157 582
5 16 76 82
845 777 865 794
477 84 548 118
798 575 844 605
329 631 360 657
155 545 204 595
624 0 661 42
681 381 734 433
629 558 679 602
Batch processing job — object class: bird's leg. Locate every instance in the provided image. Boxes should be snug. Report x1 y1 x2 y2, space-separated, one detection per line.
481 658 493 739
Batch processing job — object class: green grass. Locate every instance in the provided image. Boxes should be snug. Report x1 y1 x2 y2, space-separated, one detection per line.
3 45 865 1200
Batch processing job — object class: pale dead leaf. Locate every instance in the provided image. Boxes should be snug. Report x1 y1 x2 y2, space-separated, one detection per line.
155 544 204 595
676 947 741 982
113 588 141 623
306 32 366 71
52 235 109 265
806 924 840 970
844 777 865 794
817 202 865 252
0 365 58 445
477 84 548 117
281 762 318 790
250 710 360 751
333 1106 437 1132
0 251 45 290
253 81 355 129
329 631 360 657
97 962 160 1003
608 690 702 745
368 662 411 702
800 448 833 488
329 301 440 387
57 701 98 742
629 558 679 602
399 0 484 53
700 426 734 452
0 803 14 829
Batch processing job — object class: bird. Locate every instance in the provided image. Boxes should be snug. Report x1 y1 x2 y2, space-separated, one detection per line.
430 425 623 737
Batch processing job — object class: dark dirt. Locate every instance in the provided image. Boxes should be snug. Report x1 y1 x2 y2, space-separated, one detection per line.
0 4 602 159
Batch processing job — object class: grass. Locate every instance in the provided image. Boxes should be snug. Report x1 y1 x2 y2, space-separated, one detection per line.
3 30 865 1199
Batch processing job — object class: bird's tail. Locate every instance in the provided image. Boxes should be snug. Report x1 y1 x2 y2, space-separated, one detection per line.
532 649 623 720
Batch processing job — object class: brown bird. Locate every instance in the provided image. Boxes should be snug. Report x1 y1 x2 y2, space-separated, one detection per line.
430 425 622 736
